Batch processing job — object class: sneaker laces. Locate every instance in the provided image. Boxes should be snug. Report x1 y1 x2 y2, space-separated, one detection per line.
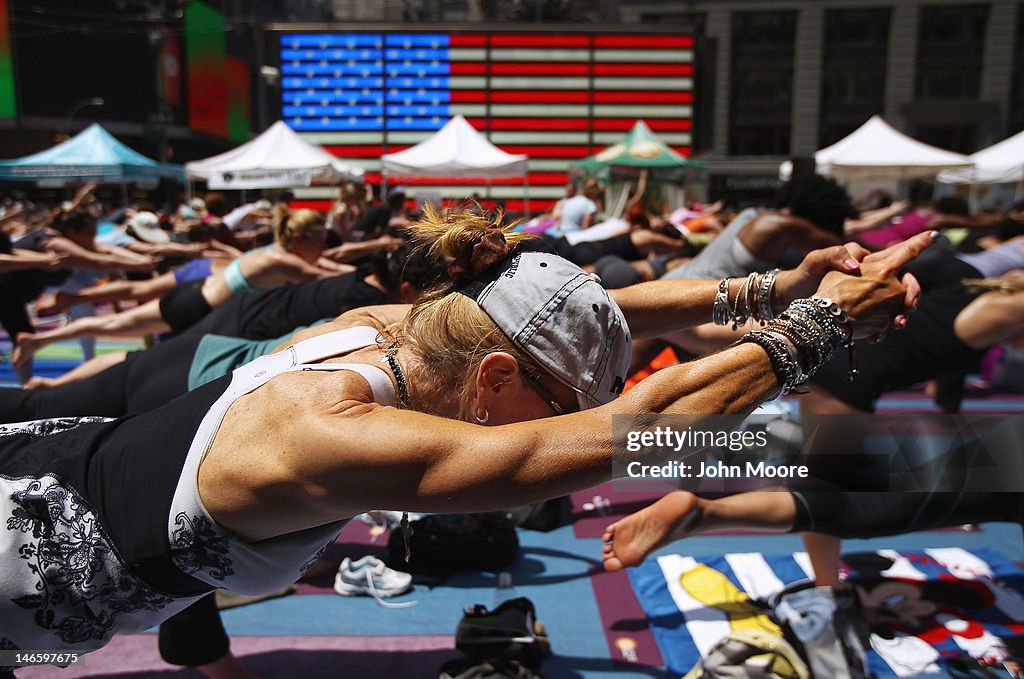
365 563 417 609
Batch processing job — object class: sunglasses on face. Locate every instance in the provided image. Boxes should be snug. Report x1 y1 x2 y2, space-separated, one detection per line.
521 371 576 417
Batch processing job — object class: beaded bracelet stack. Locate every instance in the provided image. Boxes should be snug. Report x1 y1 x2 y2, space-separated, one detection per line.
738 297 854 397
712 273 860 395
712 269 781 329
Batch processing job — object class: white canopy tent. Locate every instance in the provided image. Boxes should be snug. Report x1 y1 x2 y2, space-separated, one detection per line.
780 115 973 181
937 129 1024 185
380 115 530 211
186 120 364 190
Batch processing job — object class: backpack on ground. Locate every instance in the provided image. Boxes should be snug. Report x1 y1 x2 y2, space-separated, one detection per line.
386 513 519 577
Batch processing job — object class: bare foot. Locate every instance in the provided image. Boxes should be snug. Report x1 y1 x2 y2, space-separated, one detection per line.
23 376 57 390
12 332 39 368
602 492 700 572
923 379 938 398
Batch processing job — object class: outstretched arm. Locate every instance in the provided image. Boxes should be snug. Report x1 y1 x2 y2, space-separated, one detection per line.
611 243 867 339
212 234 935 542
0 250 65 272
13 301 169 367
47 237 156 272
267 250 347 283
954 289 1024 349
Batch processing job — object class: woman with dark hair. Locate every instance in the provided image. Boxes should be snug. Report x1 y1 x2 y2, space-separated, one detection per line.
0 206 928 666
661 175 856 281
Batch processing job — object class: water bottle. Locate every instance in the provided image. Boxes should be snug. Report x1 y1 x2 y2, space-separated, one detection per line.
493 571 517 609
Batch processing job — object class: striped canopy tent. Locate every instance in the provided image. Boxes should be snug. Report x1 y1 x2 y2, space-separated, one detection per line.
0 124 184 184
571 120 705 183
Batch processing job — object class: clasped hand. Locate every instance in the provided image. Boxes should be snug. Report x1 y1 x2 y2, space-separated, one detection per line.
774 230 938 341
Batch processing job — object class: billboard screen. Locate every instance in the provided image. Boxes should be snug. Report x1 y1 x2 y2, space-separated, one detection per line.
276 29 694 211
185 1 228 137
0 0 15 120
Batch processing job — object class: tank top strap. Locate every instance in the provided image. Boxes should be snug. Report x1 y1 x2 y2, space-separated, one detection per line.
291 362 396 407
285 326 381 364
283 326 396 407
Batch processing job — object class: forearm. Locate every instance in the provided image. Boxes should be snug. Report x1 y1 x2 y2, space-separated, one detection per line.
315 257 356 274
99 244 155 268
0 253 53 270
133 242 203 257
611 278 722 338
844 205 902 236
63 280 142 305
324 239 392 262
43 350 129 388
403 343 779 513
65 251 150 272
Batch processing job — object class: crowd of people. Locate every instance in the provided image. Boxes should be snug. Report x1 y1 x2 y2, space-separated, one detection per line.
0 173 1022 677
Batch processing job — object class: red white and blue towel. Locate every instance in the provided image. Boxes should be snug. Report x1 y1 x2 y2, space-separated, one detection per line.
628 547 1024 677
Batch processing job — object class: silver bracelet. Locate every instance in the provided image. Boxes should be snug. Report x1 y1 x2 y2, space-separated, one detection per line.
757 269 779 323
738 330 799 396
713 277 731 326
763 330 806 386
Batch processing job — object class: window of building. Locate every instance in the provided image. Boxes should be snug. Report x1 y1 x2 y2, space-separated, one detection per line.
729 10 797 155
915 4 989 100
819 8 890 147
640 12 705 33
1011 3 1024 132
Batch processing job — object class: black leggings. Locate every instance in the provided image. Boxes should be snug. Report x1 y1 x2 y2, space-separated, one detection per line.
810 283 986 413
0 274 386 423
185 272 385 341
0 335 200 423
0 294 33 343
792 491 1024 538
527 234 643 268
158 594 228 667
158 278 212 335
793 419 1024 535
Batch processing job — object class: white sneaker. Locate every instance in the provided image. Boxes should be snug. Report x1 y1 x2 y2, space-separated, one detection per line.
334 556 415 608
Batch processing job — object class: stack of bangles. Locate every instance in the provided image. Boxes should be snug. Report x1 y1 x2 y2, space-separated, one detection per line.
712 271 856 396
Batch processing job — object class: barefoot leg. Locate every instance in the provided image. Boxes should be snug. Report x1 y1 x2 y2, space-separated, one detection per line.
801 532 842 587
12 332 40 368
603 491 799 571
603 492 700 572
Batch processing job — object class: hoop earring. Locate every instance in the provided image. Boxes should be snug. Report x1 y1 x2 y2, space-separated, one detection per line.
475 408 489 424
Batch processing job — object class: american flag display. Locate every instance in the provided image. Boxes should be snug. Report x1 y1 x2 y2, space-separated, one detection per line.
276 29 695 212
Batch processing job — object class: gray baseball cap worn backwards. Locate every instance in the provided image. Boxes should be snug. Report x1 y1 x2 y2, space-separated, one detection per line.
458 250 632 410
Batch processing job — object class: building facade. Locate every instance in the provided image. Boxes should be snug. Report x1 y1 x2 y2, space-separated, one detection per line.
622 0 1020 200
338 1 1021 202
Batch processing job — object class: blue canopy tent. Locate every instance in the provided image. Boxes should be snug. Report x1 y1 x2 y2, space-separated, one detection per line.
0 124 184 184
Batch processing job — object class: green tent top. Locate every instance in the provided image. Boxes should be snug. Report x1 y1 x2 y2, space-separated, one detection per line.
572 120 705 181
0 123 184 183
